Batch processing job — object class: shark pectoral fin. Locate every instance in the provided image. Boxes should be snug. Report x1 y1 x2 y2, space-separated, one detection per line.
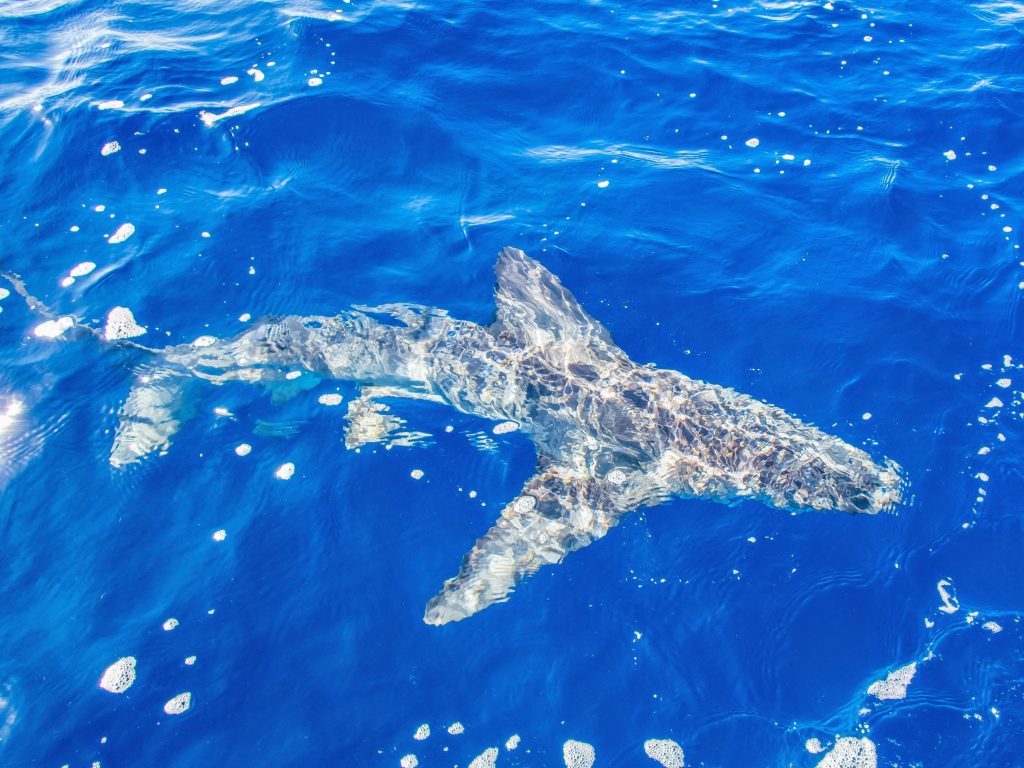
423 465 625 626
110 369 198 467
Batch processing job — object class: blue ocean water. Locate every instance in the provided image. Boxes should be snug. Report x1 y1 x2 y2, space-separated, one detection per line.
0 0 1022 765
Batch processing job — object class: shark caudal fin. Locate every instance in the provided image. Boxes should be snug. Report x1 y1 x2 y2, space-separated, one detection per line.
423 463 632 625
491 247 618 354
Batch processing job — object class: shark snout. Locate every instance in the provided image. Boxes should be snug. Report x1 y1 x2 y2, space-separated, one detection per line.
824 454 903 515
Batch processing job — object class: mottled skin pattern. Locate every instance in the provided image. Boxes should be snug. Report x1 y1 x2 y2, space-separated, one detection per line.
111 248 903 625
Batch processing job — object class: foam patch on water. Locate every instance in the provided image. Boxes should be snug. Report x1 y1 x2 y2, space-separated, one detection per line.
644 738 684 767
184 656 196 665
563 739 595 768
866 661 916 700
96 99 124 110
745 138 760 147
319 394 343 406
212 529 227 541
104 307 146 340
163 618 178 631
806 738 826 754
220 76 239 85
199 103 261 127
505 734 520 750
447 722 464 734
399 756 417 768
983 621 1002 633
108 223 135 244
70 261 96 278
275 462 295 480
492 421 518 434
412 723 429 740
0 288 9 301
163 692 191 715
98 657 136 693
468 747 498 768
192 335 216 347
33 317 74 339
937 579 959 613
410 469 424 479
100 141 120 156
235 443 252 456
814 737 876 768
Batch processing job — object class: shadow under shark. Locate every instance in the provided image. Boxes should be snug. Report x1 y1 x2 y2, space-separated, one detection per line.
96 248 902 624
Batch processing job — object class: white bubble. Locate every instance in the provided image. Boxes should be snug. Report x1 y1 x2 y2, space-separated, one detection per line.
69 225 80 232
318 394 343 406
745 138 760 148
220 76 239 85
239 313 252 322
447 722 464 735
163 692 191 715
596 180 610 188
163 617 179 631
862 412 872 420
866 661 916 700
247 68 265 82
184 655 197 665
212 529 227 542
275 462 295 480
782 153 796 160
410 469 424 480
492 421 518 434
285 371 302 380
995 378 1011 388
94 204 106 212
814 736 876 768
863 34 873 41
644 738 684 767
413 723 430 740
33 317 74 339
563 739 595 768
308 77 323 87
806 738 826 754
943 149 957 160
100 141 121 156
157 188 167 195
201 231 211 239
400 756 418 768
983 621 1002 633
513 495 536 514
108 223 135 244
192 335 217 347
469 747 498 768
98 657 137 693
104 307 147 340
505 734 521 750
235 443 252 456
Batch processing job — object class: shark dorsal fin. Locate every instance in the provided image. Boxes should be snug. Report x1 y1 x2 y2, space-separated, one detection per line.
492 247 615 350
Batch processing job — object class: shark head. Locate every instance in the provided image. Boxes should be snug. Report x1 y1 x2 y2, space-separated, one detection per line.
765 437 903 515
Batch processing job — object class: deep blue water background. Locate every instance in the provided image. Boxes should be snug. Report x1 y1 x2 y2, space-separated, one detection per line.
0 0 1022 765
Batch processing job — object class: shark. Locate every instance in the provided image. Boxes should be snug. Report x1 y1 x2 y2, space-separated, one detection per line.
22 247 905 625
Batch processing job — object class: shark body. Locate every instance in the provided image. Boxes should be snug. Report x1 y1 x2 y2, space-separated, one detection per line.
111 247 903 625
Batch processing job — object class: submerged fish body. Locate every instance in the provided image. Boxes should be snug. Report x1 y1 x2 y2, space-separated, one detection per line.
109 247 903 624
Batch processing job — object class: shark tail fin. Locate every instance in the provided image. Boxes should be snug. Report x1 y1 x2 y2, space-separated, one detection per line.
423 464 627 625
